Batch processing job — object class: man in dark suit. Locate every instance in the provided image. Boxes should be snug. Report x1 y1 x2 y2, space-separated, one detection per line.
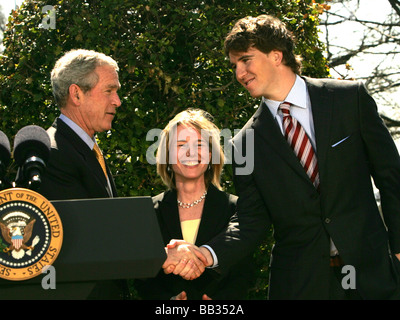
40 49 121 201
38 49 128 299
166 15 400 299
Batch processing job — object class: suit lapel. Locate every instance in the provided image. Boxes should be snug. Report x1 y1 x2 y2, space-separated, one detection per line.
252 101 312 185
251 78 333 188
55 118 113 197
303 77 333 182
159 189 183 240
195 185 224 245
106 164 118 197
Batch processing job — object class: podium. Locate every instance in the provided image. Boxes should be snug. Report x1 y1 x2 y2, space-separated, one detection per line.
0 196 166 299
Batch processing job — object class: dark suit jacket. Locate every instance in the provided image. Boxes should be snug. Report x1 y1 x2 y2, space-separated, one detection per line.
135 184 255 300
39 117 117 200
38 117 127 299
208 77 400 299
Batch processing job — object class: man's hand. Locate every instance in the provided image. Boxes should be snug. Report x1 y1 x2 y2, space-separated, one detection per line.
167 239 214 267
162 240 208 280
395 253 400 261
171 291 187 300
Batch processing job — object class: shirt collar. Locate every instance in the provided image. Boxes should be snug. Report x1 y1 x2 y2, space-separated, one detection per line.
59 113 96 149
262 75 307 117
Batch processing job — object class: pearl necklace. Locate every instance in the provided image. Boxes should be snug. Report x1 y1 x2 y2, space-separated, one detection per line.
177 190 207 209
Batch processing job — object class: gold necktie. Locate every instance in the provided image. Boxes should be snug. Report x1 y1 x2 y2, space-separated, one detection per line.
93 143 108 178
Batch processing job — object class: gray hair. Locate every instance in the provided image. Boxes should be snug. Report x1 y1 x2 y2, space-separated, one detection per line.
51 49 119 108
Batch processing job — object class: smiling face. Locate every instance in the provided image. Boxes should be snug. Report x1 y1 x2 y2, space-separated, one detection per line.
229 47 282 100
75 65 121 137
169 124 211 184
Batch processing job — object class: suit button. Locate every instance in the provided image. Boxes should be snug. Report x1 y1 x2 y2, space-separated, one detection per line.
325 218 331 224
311 193 319 200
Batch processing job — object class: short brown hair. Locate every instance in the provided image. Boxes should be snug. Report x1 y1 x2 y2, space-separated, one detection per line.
224 14 302 74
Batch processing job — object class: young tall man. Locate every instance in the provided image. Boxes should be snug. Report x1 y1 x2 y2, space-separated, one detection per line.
165 15 400 300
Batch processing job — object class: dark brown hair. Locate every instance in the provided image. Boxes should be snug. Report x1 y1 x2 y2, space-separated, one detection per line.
224 14 302 74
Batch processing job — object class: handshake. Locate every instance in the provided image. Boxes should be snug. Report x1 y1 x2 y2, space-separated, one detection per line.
162 239 213 281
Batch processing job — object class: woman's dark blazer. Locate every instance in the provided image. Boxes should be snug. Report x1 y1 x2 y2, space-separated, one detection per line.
135 184 255 300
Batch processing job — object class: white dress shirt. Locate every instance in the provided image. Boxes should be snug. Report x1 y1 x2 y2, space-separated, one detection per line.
263 75 317 151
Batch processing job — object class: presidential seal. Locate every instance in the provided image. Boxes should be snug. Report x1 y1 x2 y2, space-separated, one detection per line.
0 188 63 281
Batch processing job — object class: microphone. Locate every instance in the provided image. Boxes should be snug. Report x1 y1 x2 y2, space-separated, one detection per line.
13 125 51 190
0 130 11 190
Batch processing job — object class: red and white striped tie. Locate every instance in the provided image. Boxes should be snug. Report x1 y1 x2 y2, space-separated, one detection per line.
279 102 320 189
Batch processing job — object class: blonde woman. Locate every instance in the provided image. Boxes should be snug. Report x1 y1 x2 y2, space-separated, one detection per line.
135 109 254 300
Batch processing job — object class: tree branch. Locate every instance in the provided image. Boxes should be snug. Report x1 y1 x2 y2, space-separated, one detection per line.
388 0 400 17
